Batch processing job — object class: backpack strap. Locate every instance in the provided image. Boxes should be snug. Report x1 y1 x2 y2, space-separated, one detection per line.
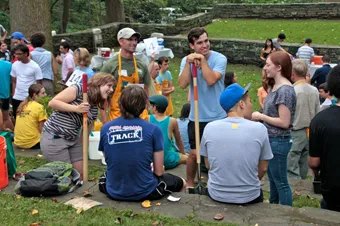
68 168 82 193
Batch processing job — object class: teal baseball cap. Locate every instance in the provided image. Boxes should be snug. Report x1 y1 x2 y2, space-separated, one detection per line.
149 95 168 109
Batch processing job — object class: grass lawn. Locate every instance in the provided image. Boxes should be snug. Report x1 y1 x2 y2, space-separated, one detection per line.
205 19 340 46
0 192 235 226
169 58 263 117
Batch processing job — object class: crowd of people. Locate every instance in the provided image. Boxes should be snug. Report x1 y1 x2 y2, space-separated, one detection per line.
0 24 340 212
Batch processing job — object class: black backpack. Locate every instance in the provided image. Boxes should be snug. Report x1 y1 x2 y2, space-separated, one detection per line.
14 161 81 197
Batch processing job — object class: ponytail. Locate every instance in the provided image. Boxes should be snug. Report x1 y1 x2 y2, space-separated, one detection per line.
16 84 44 116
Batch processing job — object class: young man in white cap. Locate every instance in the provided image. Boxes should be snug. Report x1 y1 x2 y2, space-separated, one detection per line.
200 83 273 204
101 27 150 122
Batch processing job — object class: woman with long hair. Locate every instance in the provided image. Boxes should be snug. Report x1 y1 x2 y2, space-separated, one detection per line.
14 84 47 149
40 73 115 179
224 71 238 88
260 38 276 77
252 51 296 206
74 48 95 80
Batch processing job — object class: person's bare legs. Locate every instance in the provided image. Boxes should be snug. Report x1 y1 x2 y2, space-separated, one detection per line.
179 153 189 164
72 160 83 181
186 149 197 187
2 110 13 131
180 178 187 192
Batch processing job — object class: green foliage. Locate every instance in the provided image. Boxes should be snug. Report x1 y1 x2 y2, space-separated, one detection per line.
0 10 10 31
124 0 167 23
37 96 53 117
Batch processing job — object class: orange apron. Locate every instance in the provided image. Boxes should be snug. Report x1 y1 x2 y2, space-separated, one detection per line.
109 53 148 120
160 77 174 116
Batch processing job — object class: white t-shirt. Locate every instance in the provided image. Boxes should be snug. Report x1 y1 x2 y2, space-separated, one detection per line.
11 60 43 100
320 98 332 111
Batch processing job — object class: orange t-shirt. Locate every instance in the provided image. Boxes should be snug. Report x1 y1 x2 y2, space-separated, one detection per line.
257 87 268 106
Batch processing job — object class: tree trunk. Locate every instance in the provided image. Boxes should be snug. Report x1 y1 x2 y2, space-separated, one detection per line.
105 0 125 23
61 0 71 33
9 0 52 51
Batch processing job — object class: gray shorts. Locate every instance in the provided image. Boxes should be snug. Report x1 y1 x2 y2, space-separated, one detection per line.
40 130 82 163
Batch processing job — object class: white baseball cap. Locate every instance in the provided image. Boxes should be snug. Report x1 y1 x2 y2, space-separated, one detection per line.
117 28 141 40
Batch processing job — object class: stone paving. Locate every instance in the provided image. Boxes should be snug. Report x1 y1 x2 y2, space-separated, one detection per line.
2 148 340 226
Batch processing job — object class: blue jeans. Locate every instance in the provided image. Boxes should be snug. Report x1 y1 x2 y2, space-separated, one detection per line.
267 136 293 206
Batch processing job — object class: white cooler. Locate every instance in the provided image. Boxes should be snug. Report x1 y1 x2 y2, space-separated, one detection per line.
89 132 107 165
89 131 103 160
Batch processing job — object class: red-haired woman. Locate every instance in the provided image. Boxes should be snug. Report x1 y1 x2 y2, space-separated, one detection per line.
252 51 296 206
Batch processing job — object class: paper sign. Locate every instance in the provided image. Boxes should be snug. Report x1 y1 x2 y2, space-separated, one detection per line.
66 70 84 87
64 197 103 211
143 37 159 56
126 83 145 88
167 195 181 202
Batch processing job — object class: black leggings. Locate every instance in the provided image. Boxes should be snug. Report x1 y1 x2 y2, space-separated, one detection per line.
12 98 22 120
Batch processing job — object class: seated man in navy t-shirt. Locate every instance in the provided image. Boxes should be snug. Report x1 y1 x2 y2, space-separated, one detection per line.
99 85 186 201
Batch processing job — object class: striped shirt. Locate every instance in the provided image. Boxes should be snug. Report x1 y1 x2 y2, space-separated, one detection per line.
43 84 98 140
296 46 314 65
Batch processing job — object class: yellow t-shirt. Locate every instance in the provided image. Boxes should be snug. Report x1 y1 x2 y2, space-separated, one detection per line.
14 101 47 149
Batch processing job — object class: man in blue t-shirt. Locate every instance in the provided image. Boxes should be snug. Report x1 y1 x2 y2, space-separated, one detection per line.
99 85 185 201
0 60 13 131
200 83 273 204
178 27 227 187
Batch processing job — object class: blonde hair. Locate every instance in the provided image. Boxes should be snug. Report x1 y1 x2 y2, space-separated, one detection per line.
17 84 44 115
292 59 308 78
87 72 116 109
74 48 91 67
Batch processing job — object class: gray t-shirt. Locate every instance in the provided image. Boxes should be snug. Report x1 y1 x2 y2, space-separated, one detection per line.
263 85 296 137
272 38 281 50
200 117 273 204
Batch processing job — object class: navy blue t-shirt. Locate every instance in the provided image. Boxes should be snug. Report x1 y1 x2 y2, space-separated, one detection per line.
99 117 163 201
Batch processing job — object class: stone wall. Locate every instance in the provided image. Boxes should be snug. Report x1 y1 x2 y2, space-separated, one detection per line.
163 36 340 65
213 3 340 19
51 12 212 53
174 13 213 33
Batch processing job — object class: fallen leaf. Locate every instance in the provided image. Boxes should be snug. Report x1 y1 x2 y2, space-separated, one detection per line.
114 217 123 224
152 221 159 226
263 199 269 203
214 213 224 221
130 213 138 217
200 176 204 179
18 159 25 164
294 191 301 196
31 209 39 215
255 224 259 226
156 202 161 206
51 198 58 203
76 208 84 214
15 194 21 199
83 190 92 197
37 154 43 158
141 200 151 208
29 223 41 226
88 177 96 182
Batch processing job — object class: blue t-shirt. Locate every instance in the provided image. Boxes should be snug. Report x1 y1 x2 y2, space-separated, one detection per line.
179 51 227 122
177 118 190 154
0 60 12 99
99 117 163 201
156 70 172 85
76 66 95 80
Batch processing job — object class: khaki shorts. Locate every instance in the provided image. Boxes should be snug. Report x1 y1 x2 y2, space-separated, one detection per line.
40 130 82 163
